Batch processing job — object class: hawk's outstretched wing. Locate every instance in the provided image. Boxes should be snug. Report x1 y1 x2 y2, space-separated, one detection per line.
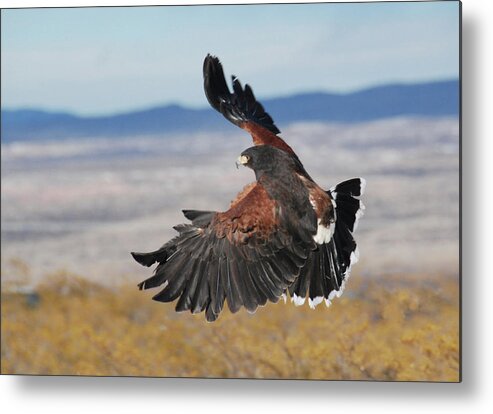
132 182 314 322
203 54 296 155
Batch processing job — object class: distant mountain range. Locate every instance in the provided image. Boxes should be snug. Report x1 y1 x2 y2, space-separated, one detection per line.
1 79 459 143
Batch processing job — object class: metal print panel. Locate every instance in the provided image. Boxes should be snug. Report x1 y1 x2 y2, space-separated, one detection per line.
1 1 461 381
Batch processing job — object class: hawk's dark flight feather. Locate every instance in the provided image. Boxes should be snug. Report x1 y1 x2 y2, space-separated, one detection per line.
203 54 297 155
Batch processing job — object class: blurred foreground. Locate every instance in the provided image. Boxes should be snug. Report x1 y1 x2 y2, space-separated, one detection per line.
1 270 459 381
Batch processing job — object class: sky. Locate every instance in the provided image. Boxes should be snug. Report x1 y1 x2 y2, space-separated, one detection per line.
1 1 460 116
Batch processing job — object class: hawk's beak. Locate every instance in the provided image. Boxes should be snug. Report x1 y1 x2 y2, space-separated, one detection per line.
236 155 249 169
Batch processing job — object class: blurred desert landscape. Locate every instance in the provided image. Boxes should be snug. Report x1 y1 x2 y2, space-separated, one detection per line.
1 116 459 285
1 116 460 381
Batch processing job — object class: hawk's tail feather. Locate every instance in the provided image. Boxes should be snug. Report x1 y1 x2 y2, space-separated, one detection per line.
288 178 365 307
288 238 357 308
330 178 366 232
331 177 366 197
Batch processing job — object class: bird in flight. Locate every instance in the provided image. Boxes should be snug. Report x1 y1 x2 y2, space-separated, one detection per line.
131 54 365 322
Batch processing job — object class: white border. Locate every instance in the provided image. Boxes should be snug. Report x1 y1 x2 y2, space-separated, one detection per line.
2 1 492 414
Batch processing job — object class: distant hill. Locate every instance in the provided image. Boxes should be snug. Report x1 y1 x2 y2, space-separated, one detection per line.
1 79 459 143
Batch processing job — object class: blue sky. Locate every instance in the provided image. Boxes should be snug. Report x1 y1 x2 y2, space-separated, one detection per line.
1 1 460 116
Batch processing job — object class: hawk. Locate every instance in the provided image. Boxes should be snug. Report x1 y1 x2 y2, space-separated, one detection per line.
131 55 365 322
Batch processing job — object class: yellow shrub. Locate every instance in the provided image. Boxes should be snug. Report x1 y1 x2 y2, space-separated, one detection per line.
1 271 459 381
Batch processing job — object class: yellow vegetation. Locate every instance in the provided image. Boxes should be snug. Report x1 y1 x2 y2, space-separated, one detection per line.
1 271 459 381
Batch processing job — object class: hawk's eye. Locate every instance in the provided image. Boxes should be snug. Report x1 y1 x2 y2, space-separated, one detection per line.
239 155 250 165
